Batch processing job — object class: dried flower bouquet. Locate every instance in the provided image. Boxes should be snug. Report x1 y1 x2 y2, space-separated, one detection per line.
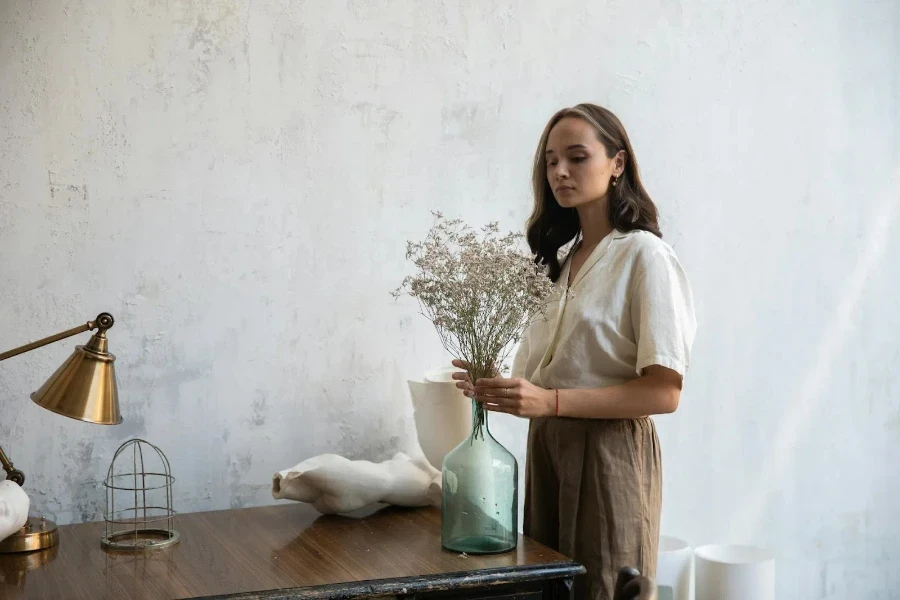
394 212 554 440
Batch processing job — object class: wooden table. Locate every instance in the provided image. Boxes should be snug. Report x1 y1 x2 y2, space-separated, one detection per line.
0 503 584 599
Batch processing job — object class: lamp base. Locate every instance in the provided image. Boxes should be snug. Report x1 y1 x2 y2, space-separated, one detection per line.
0 516 59 553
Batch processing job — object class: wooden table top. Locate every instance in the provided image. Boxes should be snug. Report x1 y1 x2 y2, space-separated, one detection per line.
0 503 582 599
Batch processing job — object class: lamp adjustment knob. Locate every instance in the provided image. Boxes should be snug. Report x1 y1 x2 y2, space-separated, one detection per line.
6 469 25 486
95 313 115 331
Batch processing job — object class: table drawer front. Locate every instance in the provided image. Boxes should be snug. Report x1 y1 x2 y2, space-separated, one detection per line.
460 593 543 600
402 593 543 600
401 584 547 599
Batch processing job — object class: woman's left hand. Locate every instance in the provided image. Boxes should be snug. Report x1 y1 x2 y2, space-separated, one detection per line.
469 376 556 418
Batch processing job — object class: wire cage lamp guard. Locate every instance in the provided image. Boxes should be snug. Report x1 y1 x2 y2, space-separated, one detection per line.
101 439 179 551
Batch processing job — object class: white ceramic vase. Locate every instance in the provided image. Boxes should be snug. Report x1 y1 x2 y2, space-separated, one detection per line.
407 367 471 471
656 535 693 600
0 480 29 543
695 544 775 600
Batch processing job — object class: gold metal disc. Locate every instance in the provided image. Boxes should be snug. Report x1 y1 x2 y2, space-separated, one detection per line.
0 517 59 554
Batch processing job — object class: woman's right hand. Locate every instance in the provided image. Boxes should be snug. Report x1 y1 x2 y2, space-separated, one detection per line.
451 359 476 397
451 360 500 397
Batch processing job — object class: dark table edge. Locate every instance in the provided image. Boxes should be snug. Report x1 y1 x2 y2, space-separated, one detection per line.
192 561 586 600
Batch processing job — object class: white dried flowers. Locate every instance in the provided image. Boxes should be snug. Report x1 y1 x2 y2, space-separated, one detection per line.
393 212 555 439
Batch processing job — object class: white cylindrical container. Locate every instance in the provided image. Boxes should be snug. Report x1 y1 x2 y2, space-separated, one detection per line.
695 544 775 600
408 367 471 471
656 535 692 600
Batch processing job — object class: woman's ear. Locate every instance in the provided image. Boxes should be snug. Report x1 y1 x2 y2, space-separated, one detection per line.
614 150 628 175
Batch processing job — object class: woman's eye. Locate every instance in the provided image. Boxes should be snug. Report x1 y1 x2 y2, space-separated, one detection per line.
547 161 558 167
571 156 587 163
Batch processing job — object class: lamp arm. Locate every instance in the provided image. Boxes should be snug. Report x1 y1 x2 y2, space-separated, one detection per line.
0 445 25 486
0 313 115 363
0 312 115 487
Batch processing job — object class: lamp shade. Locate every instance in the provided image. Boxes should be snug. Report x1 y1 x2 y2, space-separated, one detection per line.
30 331 121 425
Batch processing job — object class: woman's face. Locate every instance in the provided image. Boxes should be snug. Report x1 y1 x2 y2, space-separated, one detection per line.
545 117 622 209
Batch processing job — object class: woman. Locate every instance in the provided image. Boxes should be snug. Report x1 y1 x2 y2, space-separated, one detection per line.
453 103 697 600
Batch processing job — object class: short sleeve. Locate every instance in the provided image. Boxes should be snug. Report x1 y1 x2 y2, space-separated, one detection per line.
630 249 697 377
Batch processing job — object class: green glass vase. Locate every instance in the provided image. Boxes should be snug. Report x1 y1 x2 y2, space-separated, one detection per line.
440 399 518 554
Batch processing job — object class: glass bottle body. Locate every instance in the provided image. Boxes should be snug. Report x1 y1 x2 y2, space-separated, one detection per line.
440 400 518 554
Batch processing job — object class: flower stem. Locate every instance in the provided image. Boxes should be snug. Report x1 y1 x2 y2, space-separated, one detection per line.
467 362 493 442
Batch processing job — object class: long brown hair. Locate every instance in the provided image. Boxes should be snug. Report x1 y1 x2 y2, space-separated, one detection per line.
526 104 661 282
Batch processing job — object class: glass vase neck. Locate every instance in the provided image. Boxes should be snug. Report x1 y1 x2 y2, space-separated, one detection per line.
470 398 492 441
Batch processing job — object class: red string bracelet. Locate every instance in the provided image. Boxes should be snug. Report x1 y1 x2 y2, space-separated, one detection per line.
555 388 560 416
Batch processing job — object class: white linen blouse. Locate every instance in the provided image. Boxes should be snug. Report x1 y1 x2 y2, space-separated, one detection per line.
512 228 697 391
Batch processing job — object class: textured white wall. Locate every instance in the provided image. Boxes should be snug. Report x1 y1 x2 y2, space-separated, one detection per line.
1 0 897 597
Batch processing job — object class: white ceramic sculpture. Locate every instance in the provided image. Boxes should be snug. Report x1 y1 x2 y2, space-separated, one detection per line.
270 366 471 516
272 452 442 515
407 367 471 471
656 535 693 600
0 480 30 543
695 544 775 600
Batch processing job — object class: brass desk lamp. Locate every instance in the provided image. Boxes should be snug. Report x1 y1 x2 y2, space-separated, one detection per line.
0 312 121 553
